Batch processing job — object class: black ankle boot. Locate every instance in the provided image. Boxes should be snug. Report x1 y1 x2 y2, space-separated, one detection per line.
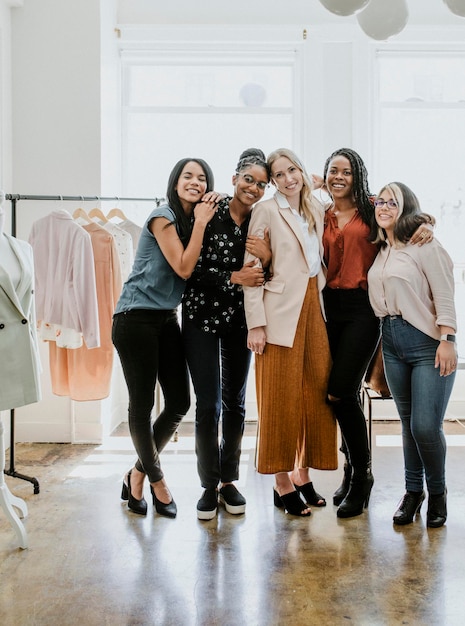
427 490 447 528
333 461 352 506
337 469 374 519
393 491 425 525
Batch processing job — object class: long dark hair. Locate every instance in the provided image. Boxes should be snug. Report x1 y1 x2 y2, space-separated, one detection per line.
166 158 214 244
323 147 373 226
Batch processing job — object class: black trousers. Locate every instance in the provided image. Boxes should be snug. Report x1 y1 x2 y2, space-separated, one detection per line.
324 287 380 471
112 309 190 482
183 318 251 490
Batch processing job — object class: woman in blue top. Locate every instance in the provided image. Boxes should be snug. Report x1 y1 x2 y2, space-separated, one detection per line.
112 157 217 518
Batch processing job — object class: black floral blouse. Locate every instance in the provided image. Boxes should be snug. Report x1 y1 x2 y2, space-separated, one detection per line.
183 196 250 335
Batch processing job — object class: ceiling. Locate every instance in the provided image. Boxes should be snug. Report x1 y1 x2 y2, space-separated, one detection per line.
116 0 465 27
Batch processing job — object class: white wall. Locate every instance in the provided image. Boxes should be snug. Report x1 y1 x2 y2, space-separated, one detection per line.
0 0 20 444
1 1 464 444
8 0 115 443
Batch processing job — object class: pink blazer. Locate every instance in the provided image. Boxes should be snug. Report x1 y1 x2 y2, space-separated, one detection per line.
29 211 100 349
244 191 327 348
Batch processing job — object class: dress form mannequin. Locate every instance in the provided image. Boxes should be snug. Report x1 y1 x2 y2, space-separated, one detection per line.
0 196 29 548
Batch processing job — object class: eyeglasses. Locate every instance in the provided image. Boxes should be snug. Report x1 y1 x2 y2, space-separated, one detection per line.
374 199 398 209
240 173 268 191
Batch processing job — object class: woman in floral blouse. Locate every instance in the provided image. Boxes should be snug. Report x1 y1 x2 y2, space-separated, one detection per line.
183 148 271 520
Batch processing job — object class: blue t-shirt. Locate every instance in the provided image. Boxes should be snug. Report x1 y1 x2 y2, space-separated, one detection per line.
114 205 186 313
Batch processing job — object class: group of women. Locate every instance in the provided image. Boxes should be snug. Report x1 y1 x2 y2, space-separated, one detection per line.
112 145 458 529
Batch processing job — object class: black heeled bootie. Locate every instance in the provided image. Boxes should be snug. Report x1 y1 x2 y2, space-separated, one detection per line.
333 461 352 506
150 485 177 519
427 490 447 528
336 469 374 519
123 470 148 516
393 491 425 525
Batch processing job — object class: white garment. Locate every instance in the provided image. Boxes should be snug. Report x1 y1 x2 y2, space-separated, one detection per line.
118 219 143 255
102 222 134 281
29 210 100 349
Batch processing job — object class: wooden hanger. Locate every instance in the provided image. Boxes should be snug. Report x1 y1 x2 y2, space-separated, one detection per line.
106 207 127 221
88 207 108 223
72 208 93 223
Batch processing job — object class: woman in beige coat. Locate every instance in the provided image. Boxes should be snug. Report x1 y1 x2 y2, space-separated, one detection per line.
244 148 337 517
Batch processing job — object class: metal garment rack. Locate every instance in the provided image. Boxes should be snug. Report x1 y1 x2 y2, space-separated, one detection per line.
4 193 158 493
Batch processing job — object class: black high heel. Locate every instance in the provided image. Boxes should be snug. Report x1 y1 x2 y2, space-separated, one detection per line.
294 482 326 507
273 488 311 517
333 461 352 506
336 469 374 519
427 490 447 528
150 484 177 519
123 470 148 516
393 491 425 525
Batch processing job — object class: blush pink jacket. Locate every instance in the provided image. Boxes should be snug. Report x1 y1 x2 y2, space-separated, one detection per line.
244 192 327 348
29 211 100 349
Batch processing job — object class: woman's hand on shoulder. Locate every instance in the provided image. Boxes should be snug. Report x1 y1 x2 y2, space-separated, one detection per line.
193 198 218 227
247 326 266 355
311 173 325 190
410 223 434 246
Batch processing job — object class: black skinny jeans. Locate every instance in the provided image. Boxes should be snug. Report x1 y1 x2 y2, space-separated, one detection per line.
112 309 190 483
324 287 380 472
183 318 251 490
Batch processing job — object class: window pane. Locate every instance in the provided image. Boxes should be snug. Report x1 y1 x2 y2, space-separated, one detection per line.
124 111 292 195
378 54 465 103
126 64 293 108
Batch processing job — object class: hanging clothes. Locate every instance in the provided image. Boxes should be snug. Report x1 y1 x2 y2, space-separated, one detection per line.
28 210 100 348
102 221 134 281
49 222 123 401
117 219 143 255
0 233 41 410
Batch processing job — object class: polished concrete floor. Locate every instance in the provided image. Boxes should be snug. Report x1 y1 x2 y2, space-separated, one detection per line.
1 420 465 626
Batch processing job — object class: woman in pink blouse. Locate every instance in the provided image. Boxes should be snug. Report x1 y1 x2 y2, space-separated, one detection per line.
368 182 457 528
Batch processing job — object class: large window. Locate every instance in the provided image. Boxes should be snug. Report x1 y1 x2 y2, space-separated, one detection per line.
121 49 303 204
375 49 465 356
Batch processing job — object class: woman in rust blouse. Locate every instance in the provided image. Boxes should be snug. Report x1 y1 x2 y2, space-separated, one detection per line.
319 148 432 519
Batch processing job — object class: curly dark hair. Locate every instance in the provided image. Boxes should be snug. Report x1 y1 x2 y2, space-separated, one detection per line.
323 147 373 226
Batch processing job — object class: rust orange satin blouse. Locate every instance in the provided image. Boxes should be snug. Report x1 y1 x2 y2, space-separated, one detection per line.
323 209 378 291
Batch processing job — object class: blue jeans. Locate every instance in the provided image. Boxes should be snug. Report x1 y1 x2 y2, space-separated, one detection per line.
382 316 455 495
183 318 251 490
112 309 190 483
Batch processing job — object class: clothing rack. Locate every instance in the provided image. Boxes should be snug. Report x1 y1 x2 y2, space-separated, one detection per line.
4 193 160 493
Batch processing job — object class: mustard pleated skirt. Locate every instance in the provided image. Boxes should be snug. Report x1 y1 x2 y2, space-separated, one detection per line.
255 277 338 474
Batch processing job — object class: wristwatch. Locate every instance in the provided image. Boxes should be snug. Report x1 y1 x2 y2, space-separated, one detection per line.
440 334 456 343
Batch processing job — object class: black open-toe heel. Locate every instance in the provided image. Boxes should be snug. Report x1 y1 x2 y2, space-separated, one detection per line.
273 488 311 517
294 482 326 507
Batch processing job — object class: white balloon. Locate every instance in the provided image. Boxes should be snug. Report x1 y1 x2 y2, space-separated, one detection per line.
443 0 465 18
319 0 371 17
357 0 409 40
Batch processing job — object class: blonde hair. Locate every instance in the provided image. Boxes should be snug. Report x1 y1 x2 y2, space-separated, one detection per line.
267 148 316 231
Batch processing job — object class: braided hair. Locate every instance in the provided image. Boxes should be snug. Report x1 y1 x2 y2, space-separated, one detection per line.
323 148 373 226
235 148 270 178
